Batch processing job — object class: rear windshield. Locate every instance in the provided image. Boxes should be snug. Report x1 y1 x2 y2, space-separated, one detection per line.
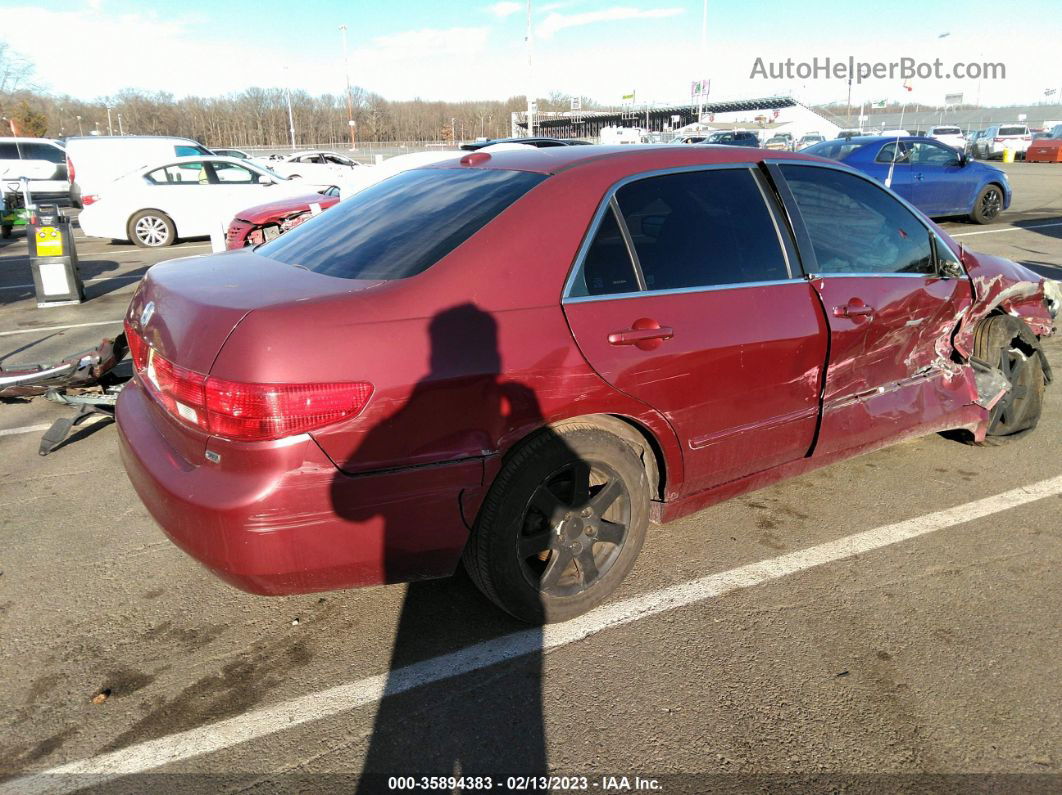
801 140 863 161
257 167 546 279
999 126 1027 136
932 127 961 135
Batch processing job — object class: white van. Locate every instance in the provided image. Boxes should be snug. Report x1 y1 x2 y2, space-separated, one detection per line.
0 138 69 203
64 135 212 207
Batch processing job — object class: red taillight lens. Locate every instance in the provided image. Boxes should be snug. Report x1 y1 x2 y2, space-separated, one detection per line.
204 378 373 440
993 137 1004 142
81 194 99 206
124 319 147 370
124 322 372 440
66 156 75 184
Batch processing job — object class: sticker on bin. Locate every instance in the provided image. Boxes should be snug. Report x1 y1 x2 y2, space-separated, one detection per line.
36 227 63 256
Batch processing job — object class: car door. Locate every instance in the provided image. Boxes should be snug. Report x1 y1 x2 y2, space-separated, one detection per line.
207 160 275 220
772 163 971 456
562 166 828 494
873 140 916 200
143 161 215 234
906 140 970 214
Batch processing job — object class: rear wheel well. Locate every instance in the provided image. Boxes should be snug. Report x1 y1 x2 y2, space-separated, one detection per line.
548 414 665 501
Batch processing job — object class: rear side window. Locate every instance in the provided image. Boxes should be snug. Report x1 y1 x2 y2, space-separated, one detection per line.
569 206 640 297
22 143 65 163
258 168 546 279
780 165 933 275
0 143 20 159
802 140 862 161
614 169 789 291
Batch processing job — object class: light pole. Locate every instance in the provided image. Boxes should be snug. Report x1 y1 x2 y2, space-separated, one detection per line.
117 112 124 135
525 0 534 137
282 66 297 150
76 115 83 135
339 25 357 151
106 106 113 136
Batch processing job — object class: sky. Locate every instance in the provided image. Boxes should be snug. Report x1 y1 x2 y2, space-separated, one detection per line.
4 0 1062 109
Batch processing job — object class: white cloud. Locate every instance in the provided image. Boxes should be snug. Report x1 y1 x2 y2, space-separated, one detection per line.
485 1 523 18
537 5 684 39
368 27 490 59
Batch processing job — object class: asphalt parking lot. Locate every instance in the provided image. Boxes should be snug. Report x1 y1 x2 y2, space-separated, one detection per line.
0 162 1060 793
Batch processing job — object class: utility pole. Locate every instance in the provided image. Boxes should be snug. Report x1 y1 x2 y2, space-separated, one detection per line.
106 106 113 136
699 0 707 123
283 66 297 150
525 0 534 137
76 115 83 135
117 112 124 135
339 24 357 150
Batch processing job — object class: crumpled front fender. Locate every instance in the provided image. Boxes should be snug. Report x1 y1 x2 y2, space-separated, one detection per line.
953 251 1055 358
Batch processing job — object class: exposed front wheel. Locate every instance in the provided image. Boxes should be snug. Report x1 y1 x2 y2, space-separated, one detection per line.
970 185 1003 224
464 424 650 624
128 210 176 247
973 315 1047 439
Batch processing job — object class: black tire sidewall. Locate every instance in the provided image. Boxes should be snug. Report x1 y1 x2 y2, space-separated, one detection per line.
472 426 650 624
972 185 1002 224
974 315 1045 437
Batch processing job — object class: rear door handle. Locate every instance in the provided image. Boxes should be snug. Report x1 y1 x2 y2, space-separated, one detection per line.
833 303 874 318
608 327 674 345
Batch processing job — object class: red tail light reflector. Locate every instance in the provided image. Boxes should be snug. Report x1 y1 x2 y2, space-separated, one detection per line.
124 323 372 440
66 156 75 184
81 194 100 206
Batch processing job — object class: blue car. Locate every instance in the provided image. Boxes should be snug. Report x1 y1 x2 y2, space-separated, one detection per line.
802 136 1010 224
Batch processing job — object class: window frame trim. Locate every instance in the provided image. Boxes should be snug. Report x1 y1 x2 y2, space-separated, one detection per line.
561 163 798 303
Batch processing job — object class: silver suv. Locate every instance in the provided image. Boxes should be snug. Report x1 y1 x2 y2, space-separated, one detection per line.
0 138 69 204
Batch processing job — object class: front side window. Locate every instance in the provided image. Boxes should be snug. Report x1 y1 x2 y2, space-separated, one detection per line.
613 168 789 291
174 144 210 157
212 162 257 183
258 168 546 280
780 165 933 276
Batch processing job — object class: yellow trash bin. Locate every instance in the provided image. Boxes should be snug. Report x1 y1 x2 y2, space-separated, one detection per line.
1002 145 1016 164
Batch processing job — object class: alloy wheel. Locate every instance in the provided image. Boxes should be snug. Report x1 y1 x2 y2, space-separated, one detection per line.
135 215 170 246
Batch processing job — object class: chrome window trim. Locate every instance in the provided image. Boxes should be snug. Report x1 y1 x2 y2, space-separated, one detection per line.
564 277 807 304
560 162 791 302
804 272 936 280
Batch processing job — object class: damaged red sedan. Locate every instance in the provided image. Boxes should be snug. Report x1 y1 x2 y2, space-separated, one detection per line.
117 145 1055 623
225 186 342 249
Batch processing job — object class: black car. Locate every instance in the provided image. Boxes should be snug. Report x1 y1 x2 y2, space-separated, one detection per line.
460 137 592 151
699 131 760 148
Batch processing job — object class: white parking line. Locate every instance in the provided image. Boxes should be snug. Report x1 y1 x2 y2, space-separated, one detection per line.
6 473 1062 793
0 320 122 337
0 275 142 292
0 424 51 437
951 221 1062 238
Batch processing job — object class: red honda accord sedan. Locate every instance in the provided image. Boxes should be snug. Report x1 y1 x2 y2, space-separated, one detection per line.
118 145 1055 623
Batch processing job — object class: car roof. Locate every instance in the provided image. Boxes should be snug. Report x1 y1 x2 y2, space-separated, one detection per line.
425 144 832 176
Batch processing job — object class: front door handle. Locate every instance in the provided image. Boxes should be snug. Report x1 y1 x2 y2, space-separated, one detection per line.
914 172 925 181
833 302 874 318
608 317 674 350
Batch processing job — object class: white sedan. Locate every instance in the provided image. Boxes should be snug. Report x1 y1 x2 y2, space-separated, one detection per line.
77 156 334 247
267 151 362 182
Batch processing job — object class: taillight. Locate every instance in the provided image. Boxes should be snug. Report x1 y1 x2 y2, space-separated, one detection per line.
124 322 372 440
81 194 100 206
66 156 75 184
993 137 1004 142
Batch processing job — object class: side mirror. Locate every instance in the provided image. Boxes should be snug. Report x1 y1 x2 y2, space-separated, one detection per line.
257 175 273 185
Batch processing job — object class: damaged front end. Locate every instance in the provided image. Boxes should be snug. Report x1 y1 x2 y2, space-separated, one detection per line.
244 210 316 248
952 251 1056 425
0 334 130 454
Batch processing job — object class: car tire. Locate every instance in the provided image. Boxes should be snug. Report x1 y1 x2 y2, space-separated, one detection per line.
463 423 650 624
128 210 176 248
973 315 1047 439
970 184 1004 224
1 225 11 239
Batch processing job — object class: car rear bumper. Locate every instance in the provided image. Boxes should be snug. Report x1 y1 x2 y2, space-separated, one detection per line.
116 380 478 595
